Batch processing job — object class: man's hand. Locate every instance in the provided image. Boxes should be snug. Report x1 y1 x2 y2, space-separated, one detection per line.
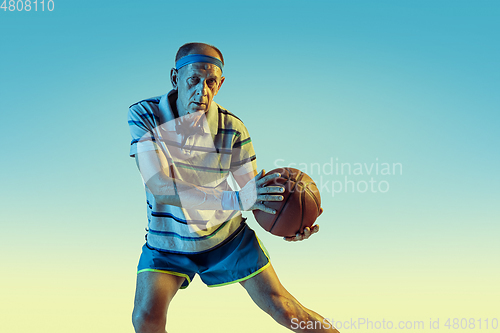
239 170 284 213
283 208 323 242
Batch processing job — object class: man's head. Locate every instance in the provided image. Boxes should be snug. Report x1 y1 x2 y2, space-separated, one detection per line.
171 43 225 116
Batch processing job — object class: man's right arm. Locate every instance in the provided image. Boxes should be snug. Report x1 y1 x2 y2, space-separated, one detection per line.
134 149 284 212
135 149 225 210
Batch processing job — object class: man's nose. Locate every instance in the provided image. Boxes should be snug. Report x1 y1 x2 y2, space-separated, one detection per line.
196 81 208 96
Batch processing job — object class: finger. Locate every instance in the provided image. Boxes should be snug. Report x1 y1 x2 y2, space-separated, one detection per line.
303 227 311 239
258 186 284 194
254 169 265 180
256 172 281 186
310 224 319 234
257 194 283 201
284 235 298 242
253 203 277 214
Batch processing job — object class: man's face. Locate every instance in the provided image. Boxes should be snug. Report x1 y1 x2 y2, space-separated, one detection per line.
172 62 224 116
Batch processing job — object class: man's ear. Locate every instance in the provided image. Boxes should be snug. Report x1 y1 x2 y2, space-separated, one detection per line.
170 68 178 89
215 76 225 96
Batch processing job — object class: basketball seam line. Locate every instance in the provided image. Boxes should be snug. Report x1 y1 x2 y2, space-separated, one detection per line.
305 187 321 214
269 170 304 234
299 184 305 232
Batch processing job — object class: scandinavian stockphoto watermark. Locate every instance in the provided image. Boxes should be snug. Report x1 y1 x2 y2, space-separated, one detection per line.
291 317 500 330
1 0 55 11
274 157 403 197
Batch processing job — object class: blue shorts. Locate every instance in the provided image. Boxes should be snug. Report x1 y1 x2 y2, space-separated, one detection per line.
137 222 270 289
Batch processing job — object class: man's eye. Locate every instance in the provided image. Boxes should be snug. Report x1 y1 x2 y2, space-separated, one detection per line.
207 79 216 86
188 77 200 85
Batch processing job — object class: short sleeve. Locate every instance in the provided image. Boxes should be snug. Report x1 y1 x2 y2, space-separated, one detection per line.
128 103 159 157
230 124 257 177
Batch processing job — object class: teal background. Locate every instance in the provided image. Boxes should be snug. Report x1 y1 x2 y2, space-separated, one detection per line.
1 1 499 332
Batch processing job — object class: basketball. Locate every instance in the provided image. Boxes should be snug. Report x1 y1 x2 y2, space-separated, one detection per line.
253 167 322 237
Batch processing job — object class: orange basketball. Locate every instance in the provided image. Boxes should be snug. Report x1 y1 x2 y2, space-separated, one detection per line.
253 167 322 237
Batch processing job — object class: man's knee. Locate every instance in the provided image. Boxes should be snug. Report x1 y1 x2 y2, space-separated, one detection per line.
132 306 166 333
132 271 184 332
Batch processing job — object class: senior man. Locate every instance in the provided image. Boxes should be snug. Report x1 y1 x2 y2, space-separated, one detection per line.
128 42 339 333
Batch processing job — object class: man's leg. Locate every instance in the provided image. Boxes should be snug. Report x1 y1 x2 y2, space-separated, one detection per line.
240 264 340 333
132 271 185 333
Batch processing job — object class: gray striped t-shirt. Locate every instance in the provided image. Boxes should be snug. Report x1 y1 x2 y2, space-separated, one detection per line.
128 90 257 253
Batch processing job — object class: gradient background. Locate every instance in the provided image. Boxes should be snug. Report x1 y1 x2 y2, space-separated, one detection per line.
1 1 499 332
